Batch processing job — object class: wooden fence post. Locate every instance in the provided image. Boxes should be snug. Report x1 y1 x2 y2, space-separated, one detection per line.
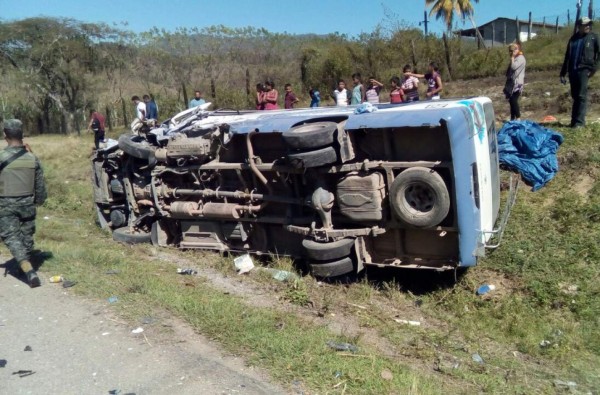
556 17 559 34
442 32 453 81
504 21 507 44
245 68 250 96
492 23 495 47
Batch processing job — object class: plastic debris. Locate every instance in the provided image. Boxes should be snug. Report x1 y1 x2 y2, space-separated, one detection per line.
553 380 577 390
234 254 254 274
49 275 63 283
354 102 377 114
105 269 120 275
539 339 551 348
471 353 484 364
394 319 421 326
108 296 119 304
176 268 198 275
326 340 358 353
131 327 144 334
62 280 77 288
262 268 299 282
24 346 32 352
333 371 343 379
43 216 49 220
141 316 156 325
12 370 35 377
476 284 496 296
541 115 557 123
0 359 7 368
380 369 393 380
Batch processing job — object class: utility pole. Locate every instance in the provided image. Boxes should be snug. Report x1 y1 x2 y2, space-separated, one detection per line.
420 10 429 35
589 0 594 19
575 0 582 34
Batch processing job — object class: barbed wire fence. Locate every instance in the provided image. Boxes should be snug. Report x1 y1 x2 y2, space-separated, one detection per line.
529 8 600 27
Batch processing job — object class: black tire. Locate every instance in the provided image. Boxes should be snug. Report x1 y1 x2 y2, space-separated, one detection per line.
118 134 155 160
282 122 337 150
390 167 450 228
310 257 355 278
287 146 337 168
302 237 355 261
112 227 152 244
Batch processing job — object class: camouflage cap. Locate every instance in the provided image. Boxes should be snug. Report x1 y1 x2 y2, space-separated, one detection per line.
3 119 23 132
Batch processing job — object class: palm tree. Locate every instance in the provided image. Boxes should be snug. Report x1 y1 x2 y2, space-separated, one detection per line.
426 0 485 47
426 0 478 31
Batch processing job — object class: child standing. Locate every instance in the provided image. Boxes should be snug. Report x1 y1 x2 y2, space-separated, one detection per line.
332 80 349 107
256 83 265 110
284 84 299 109
401 64 420 102
351 73 365 105
309 88 321 107
389 77 405 104
263 80 279 110
364 77 384 104
406 62 443 100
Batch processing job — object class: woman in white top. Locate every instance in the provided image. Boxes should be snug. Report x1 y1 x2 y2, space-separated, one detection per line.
503 43 526 120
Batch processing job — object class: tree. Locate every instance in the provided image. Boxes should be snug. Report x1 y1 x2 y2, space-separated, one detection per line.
426 0 485 47
0 18 124 134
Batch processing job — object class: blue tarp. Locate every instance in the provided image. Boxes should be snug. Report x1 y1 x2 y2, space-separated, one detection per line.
498 120 564 191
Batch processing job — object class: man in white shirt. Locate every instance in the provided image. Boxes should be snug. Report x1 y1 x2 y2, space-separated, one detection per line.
131 96 146 121
332 80 349 107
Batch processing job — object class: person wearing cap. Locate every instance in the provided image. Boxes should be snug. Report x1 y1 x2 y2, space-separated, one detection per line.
0 119 47 287
504 43 526 120
560 16 600 128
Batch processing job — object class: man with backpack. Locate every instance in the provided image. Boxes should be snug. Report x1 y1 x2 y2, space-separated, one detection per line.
0 119 47 287
87 109 106 149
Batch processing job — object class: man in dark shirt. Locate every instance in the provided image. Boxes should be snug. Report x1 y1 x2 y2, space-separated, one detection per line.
87 110 106 149
143 94 158 121
284 84 299 109
560 17 600 128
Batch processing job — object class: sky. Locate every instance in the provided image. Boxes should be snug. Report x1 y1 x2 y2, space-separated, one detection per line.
0 0 586 37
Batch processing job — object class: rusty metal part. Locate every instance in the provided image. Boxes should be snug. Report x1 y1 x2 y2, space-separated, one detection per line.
286 224 386 239
169 201 199 217
201 202 241 219
155 148 168 162
246 131 274 197
169 188 306 206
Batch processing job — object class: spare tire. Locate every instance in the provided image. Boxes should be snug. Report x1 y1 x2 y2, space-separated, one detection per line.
112 226 152 244
118 134 155 160
287 146 337 168
390 167 450 228
282 122 337 150
309 257 355 278
302 237 355 261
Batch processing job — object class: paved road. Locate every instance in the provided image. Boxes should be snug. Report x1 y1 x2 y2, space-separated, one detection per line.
0 272 285 395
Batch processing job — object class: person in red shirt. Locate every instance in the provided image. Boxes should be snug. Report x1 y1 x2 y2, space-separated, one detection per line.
284 84 299 109
262 81 279 110
389 76 405 104
87 109 106 149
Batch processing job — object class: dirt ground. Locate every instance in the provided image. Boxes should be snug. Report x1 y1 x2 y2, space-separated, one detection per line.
0 270 285 395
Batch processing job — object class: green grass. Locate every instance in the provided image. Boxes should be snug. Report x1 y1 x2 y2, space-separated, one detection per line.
3 122 600 393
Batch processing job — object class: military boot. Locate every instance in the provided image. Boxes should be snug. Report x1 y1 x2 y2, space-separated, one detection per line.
19 260 41 288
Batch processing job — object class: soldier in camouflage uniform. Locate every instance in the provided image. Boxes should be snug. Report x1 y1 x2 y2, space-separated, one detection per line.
0 119 47 287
